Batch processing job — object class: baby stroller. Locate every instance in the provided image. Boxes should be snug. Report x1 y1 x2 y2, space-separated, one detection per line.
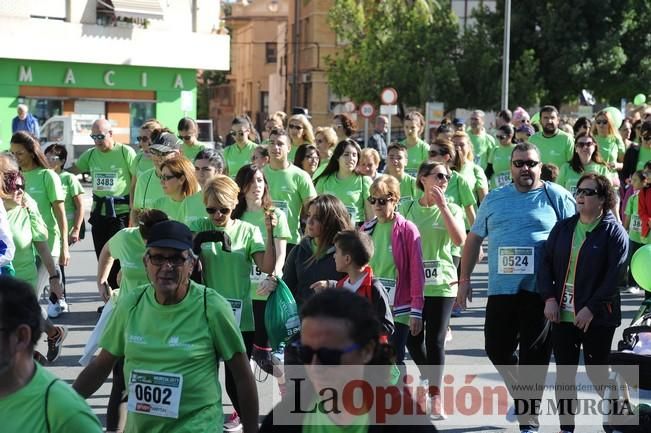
604 298 651 433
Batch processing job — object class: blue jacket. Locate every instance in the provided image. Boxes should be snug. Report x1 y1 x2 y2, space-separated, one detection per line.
12 113 39 136
538 211 628 327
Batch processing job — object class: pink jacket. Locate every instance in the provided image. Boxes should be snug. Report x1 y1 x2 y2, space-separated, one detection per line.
361 213 425 318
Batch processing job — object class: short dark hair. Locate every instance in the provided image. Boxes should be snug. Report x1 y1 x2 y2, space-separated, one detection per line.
539 105 558 116
0 276 42 348
541 163 559 182
577 173 616 212
177 117 197 131
194 148 225 172
44 143 68 165
334 230 374 267
387 142 407 155
231 116 249 127
497 109 512 123
511 142 541 160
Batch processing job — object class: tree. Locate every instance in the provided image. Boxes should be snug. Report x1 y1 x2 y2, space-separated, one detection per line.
325 0 460 112
196 70 227 119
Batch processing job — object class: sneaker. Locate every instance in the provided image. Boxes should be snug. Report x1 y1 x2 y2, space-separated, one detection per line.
445 326 453 343
451 302 462 318
627 286 641 294
57 297 69 313
430 394 447 420
47 300 62 319
46 326 68 363
223 412 242 432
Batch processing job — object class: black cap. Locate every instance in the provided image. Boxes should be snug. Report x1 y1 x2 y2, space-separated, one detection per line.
146 221 193 250
291 106 311 119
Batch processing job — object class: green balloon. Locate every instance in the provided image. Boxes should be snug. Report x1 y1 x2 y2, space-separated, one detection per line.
631 245 651 292
531 112 540 125
634 93 647 105
604 106 623 128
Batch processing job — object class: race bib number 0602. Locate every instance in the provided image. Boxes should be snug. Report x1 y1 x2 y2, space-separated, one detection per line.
127 370 183 419
498 247 534 274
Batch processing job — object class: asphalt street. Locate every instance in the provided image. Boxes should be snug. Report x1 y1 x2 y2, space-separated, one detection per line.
37 186 644 432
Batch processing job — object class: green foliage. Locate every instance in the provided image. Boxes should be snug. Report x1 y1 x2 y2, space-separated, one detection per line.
197 70 227 119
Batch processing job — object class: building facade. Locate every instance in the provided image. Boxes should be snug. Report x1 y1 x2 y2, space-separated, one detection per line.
0 0 229 150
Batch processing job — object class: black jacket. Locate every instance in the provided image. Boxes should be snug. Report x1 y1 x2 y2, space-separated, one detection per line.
538 211 628 327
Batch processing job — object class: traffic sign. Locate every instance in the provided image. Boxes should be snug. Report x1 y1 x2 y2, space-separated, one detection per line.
380 104 398 115
359 102 375 119
381 87 398 105
344 101 356 113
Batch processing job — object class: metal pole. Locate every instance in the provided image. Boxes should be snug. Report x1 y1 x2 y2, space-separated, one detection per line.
364 118 369 147
387 114 392 146
291 0 300 109
500 0 511 110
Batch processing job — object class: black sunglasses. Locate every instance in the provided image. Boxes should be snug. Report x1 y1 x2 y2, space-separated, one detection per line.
178 135 193 141
158 174 180 181
575 187 599 197
294 342 360 365
428 172 451 181
146 253 189 267
512 160 540 168
428 149 447 157
228 131 246 137
367 196 394 206
576 140 594 148
206 207 232 215
595 120 608 125
90 134 107 141
288 124 303 130
496 134 507 140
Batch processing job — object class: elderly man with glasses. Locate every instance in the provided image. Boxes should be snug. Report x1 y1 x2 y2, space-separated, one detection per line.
74 220 259 433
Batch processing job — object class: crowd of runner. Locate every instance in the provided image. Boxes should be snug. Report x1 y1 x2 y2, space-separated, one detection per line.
0 104 650 433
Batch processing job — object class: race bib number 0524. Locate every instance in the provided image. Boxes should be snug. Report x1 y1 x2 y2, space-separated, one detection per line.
498 247 534 274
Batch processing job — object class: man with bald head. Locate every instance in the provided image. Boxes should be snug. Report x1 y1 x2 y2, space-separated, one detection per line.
70 118 136 289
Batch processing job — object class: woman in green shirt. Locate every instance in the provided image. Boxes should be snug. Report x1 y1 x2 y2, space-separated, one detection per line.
399 111 429 177
592 109 625 173
451 131 488 203
314 139 373 225
402 161 466 419
486 124 516 189
153 156 207 228
288 114 315 163
233 164 291 374
557 132 611 195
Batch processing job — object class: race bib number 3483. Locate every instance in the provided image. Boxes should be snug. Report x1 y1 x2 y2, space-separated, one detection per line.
94 172 117 192
498 247 534 274
127 370 183 419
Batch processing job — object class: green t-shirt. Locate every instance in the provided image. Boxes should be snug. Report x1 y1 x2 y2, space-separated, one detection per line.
458 160 488 200
528 130 575 168
100 282 245 433
23 167 65 255
190 218 266 331
399 138 429 177
397 173 420 206
556 162 610 195
240 207 291 301
312 160 328 180
58 171 84 230
467 130 496 169
369 220 398 309
108 227 148 292
0 363 102 433
625 192 645 244
638 145 651 171
181 142 207 162
316 174 371 224
561 218 600 322
132 152 155 177
264 164 317 244
75 143 136 216
402 200 462 297
133 168 166 210
224 141 256 178
154 191 207 229
596 135 624 174
7 204 48 290
302 407 369 433
488 144 514 189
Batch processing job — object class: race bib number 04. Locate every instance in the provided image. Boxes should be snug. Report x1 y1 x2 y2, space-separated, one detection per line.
226 298 243 327
498 247 534 274
127 370 183 419
423 260 442 285
94 172 118 192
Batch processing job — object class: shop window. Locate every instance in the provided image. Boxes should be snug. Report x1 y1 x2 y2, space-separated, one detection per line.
129 102 156 144
24 99 63 127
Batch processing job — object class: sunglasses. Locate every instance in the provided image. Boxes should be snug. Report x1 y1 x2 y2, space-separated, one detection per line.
427 172 451 181
595 120 608 125
137 136 151 143
367 196 394 206
576 140 594 148
158 174 180 181
288 124 303 130
178 134 193 141
13 184 25 192
146 253 189 267
575 187 599 197
294 342 360 365
512 160 540 168
206 207 232 215
496 134 507 140
428 149 447 157
90 134 107 141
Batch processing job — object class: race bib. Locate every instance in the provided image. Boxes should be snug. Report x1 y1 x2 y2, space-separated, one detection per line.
423 260 442 285
560 283 574 313
631 214 641 234
226 298 243 326
345 205 358 221
498 247 534 274
127 370 183 419
378 277 396 306
272 200 289 217
94 172 117 192
250 264 264 283
495 172 511 187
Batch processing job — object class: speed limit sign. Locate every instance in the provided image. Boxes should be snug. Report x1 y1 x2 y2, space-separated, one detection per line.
359 102 375 119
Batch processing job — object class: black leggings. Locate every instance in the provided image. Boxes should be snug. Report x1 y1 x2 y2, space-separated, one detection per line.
91 214 128 289
224 331 254 414
406 296 455 393
106 358 126 432
252 300 269 347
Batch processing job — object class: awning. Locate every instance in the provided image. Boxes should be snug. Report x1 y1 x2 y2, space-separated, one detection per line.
97 0 164 20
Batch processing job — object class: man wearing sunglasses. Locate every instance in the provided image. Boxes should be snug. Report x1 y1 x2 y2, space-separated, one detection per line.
457 142 576 433
74 221 258 433
225 116 258 178
69 118 136 290
528 105 575 169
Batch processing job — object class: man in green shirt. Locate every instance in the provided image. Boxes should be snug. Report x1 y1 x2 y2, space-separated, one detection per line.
74 221 258 433
225 117 258 178
69 118 136 289
528 105 575 169
0 276 102 432
467 110 497 170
